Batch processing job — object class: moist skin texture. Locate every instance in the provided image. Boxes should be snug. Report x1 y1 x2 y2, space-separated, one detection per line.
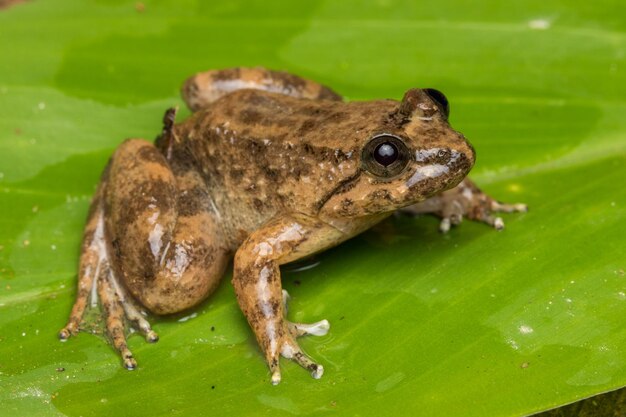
60 67 527 384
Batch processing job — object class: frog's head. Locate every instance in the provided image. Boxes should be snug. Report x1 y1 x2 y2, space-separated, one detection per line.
320 88 475 218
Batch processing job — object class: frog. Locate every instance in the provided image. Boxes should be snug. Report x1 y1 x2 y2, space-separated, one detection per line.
59 67 526 384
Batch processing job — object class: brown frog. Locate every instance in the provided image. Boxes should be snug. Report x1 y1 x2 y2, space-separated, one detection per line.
59 67 526 384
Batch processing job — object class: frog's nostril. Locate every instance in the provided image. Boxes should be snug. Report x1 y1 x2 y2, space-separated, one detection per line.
451 142 475 168
447 148 474 177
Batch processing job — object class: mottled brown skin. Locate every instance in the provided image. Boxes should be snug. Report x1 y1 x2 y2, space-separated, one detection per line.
60 67 526 383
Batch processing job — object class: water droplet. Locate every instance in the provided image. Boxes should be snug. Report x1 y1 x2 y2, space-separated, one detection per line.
528 19 551 30
519 325 534 335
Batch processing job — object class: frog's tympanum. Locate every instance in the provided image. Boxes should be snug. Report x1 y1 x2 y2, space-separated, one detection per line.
60 68 526 384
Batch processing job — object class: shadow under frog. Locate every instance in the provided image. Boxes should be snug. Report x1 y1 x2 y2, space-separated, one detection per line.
59 67 526 384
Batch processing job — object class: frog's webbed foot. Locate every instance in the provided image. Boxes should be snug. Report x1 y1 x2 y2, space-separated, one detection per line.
59 201 158 370
265 291 330 385
401 178 527 233
268 290 330 384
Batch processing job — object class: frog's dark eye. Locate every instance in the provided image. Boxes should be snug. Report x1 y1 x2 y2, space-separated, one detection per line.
424 88 450 119
374 142 398 166
362 134 411 178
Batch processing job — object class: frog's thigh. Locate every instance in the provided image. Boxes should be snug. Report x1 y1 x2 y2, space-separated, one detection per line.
182 67 343 111
106 139 230 314
232 214 342 384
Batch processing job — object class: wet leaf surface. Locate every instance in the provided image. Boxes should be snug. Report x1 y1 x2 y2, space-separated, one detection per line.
1 1 625 416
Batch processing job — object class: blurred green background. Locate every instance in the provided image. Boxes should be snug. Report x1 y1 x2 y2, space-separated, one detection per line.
0 0 625 416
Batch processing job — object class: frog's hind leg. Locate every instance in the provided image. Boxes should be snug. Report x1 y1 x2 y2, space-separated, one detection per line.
105 139 230 316
59 181 159 369
61 138 229 370
181 67 343 111
58 183 105 340
401 178 528 233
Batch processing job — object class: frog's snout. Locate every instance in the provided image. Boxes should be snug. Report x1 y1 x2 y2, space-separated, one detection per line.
444 133 476 181
455 137 476 169
414 142 474 173
447 146 475 184
405 143 474 195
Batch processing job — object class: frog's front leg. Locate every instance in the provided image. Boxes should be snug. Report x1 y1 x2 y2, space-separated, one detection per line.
401 178 527 233
232 214 342 385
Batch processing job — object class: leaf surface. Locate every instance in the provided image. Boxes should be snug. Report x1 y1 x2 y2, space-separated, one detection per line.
0 1 625 416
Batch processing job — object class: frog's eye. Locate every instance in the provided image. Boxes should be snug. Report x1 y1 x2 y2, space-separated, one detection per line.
362 134 411 178
424 88 450 119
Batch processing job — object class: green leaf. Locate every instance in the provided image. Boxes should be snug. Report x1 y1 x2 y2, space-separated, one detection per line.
1 0 625 416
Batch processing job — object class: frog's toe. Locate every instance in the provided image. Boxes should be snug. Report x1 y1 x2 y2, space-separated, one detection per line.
288 319 330 337
100 270 163 370
404 178 527 232
439 217 451 233
61 250 158 369
123 354 138 370
281 290 330 337
476 200 526 231
483 215 505 231
281 338 325 380
58 325 77 341
270 289 327 383
491 201 528 213
439 213 464 233
116 288 159 343
271 368 282 385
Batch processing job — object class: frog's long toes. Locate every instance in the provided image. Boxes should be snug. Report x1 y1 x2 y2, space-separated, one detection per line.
280 338 325 379
293 351 324 380
112 277 159 343
132 316 159 343
491 201 528 213
288 319 330 337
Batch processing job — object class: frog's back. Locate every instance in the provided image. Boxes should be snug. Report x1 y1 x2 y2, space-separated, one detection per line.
173 89 398 243
184 89 398 149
